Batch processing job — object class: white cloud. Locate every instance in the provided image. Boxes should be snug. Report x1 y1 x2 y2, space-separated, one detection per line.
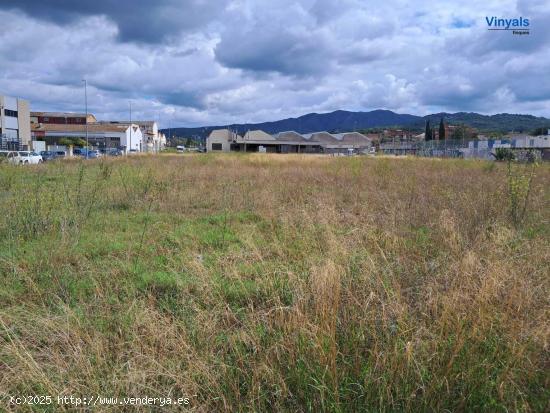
0 0 548 128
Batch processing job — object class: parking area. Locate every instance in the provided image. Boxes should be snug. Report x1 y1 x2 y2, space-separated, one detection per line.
0 148 129 165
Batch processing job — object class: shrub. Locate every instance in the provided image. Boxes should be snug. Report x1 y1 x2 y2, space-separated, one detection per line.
494 147 515 161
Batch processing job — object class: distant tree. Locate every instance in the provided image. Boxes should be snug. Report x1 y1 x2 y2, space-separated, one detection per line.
58 138 72 146
451 124 477 140
425 121 432 140
58 137 86 147
169 137 187 147
487 131 504 139
530 126 550 136
439 118 446 140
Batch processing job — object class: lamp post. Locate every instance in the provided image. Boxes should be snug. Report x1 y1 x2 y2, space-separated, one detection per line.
83 79 89 159
129 100 132 155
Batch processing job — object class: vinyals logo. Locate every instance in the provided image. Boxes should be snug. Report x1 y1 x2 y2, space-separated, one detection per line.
486 16 530 35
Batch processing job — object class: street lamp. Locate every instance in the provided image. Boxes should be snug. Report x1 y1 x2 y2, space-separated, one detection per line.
129 100 132 154
82 79 88 159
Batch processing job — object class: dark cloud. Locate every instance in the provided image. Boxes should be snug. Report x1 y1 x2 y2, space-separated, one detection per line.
159 90 205 109
0 0 227 43
215 27 333 76
0 0 549 126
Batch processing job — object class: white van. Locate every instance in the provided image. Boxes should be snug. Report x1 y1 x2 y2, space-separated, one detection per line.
176 145 186 153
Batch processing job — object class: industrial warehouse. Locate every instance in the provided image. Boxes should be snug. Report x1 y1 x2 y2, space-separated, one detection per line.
206 129 374 154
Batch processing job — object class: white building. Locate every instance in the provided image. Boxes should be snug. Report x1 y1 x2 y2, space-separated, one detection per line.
31 123 144 154
463 136 550 160
0 94 31 149
207 129 241 152
97 121 166 152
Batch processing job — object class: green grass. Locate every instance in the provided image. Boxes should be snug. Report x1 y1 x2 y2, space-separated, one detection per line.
0 154 549 412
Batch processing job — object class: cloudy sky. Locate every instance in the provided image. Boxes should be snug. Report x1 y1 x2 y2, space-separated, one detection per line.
0 0 549 127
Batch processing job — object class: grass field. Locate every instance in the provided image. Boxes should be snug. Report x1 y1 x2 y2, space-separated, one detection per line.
0 154 549 412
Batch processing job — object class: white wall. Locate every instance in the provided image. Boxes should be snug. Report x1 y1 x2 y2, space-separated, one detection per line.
123 125 143 153
32 141 46 152
3 96 18 110
3 116 18 130
0 95 19 130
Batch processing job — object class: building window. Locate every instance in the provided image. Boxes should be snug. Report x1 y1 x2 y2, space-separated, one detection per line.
4 109 18 117
211 143 223 151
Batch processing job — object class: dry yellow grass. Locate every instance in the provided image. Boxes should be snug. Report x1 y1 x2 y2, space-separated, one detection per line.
0 154 548 412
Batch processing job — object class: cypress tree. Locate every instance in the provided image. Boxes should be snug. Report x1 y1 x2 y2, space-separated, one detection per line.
425 120 431 140
439 118 445 140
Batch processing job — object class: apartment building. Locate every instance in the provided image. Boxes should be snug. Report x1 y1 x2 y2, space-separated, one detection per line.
0 94 31 149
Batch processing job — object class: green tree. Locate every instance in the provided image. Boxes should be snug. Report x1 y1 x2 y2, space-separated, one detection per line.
425 121 432 141
439 118 445 140
451 124 475 140
494 148 515 161
530 126 550 136
58 137 87 147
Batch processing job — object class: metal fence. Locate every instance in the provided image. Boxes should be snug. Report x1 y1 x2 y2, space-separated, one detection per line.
379 137 549 160
379 139 472 158
0 134 21 150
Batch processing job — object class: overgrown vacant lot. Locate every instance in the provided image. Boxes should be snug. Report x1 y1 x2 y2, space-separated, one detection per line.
0 154 548 412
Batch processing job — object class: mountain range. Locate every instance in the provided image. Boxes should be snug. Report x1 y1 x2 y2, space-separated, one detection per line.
161 109 550 139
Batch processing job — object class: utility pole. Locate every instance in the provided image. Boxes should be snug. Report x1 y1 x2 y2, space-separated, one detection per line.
83 79 88 159
157 111 161 152
129 100 132 154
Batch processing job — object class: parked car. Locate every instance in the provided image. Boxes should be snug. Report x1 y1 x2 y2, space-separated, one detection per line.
106 148 123 156
176 145 186 153
98 148 120 156
84 150 99 159
7 151 43 165
55 151 66 158
40 150 58 162
77 149 99 159
73 148 83 156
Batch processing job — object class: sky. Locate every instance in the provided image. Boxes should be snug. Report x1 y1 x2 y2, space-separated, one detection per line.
0 0 549 128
